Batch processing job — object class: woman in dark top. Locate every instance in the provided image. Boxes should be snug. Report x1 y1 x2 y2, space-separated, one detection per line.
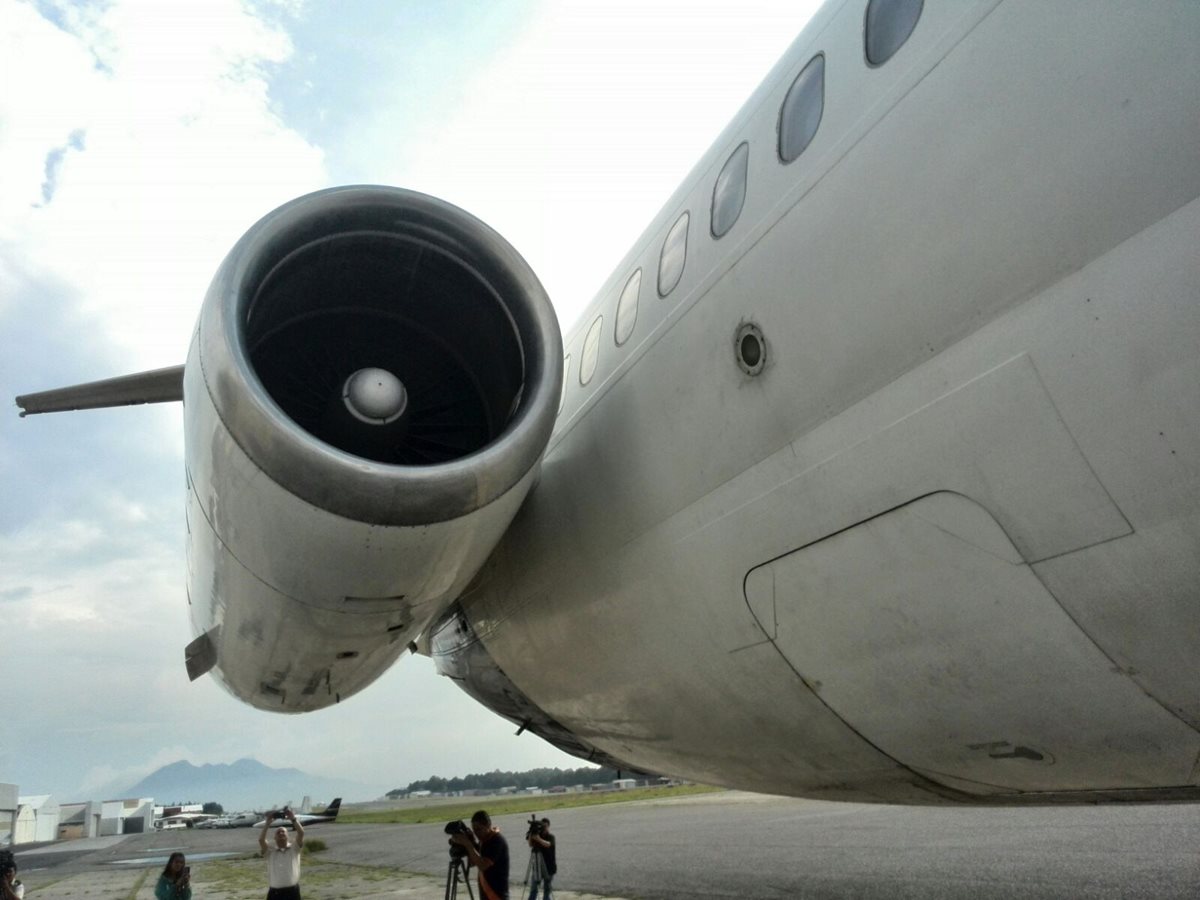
155 851 192 900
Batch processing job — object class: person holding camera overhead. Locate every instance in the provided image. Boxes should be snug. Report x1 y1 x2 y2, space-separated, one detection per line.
258 807 305 899
155 851 192 900
449 810 509 900
526 817 556 900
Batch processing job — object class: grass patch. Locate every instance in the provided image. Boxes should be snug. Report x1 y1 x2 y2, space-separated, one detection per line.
187 855 424 899
23 875 68 895
123 870 148 900
303 838 327 854
193 855 265 895
338 784 724 824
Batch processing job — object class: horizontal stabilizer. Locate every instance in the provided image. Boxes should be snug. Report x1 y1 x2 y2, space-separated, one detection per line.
15 365 184 416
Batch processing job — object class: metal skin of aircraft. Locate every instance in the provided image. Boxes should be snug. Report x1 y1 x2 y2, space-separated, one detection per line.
15 0 1200 805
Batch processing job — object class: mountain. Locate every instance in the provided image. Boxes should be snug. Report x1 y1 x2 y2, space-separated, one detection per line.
120 758 381 810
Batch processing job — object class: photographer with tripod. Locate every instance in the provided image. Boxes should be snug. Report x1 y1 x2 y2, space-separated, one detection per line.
448 810 509 900
524 817 556 900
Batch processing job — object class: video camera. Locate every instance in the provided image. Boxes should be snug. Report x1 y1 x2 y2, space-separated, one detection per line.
525 815 543 839
444 820 473 859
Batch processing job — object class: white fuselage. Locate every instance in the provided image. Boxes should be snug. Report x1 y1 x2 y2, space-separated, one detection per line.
455 0 1200 802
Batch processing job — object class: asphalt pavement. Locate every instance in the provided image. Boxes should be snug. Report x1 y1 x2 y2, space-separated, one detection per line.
13 790 1200 899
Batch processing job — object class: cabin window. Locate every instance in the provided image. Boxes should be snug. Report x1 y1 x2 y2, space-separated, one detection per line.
778 54 824 164
580 316 603 385
865 0 923 67
658 211 690 297
559 355 570 411
711 142 749 239
615 269 641 346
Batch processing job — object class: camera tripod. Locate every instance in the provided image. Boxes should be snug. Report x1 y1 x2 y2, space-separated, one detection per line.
444 854 475 900
523 847 550 891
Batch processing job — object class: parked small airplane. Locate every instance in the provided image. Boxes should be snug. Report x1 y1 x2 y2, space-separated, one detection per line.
253 798 342 829
155 813 219 830
221 812 261 828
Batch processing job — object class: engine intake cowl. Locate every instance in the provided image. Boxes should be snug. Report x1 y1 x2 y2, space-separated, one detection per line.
183 186 562 711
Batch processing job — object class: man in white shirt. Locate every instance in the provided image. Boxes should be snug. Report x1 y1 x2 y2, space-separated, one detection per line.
258 807 305 899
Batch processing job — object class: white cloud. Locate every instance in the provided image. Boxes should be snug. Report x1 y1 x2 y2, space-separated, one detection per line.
1 510 178 632
2 0 327 369
390 0 820 331
0 3 101 229
77 745 196 797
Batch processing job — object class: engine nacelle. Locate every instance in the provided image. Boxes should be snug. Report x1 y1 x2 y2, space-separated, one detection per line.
182 186 561 711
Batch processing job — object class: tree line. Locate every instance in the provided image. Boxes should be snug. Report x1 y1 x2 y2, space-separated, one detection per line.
387 766 621 797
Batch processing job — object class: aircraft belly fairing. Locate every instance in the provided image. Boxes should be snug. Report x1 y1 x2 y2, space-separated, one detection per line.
429 603 652 776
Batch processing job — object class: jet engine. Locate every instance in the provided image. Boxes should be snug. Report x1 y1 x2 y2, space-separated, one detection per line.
181 186 561 711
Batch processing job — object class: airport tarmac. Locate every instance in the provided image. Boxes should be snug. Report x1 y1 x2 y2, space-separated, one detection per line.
12 790 1200 898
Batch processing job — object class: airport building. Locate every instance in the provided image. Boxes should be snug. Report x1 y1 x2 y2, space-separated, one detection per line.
99 798 154 835
0 786 152 844
0 786 62 846
0 783 17 846
154 803 203 819
14 795 59 843
57 801 102 840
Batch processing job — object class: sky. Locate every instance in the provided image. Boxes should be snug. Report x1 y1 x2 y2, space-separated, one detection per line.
0 0 820 802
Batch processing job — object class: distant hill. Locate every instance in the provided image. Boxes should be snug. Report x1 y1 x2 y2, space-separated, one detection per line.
120 758 381 810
